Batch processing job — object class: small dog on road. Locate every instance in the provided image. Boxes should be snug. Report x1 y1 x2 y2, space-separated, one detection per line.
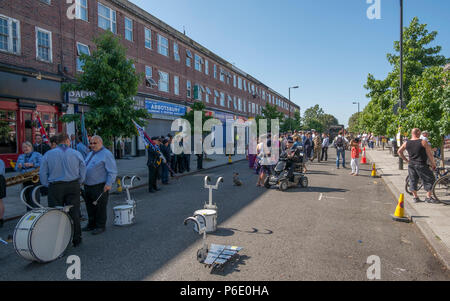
233 172 243 186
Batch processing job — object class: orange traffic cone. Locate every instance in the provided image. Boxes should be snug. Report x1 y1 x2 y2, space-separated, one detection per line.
361 147 367 164
391 194 410 223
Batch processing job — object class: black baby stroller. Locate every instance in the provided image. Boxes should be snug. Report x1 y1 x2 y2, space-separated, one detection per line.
264 146 309 191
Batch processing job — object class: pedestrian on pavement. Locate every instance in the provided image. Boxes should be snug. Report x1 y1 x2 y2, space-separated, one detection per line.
33 134 50 155
82 135 117 235
40 133 86 247
168 133 176 177
147 137 161 193
333 130 348 169
321 133 329 161
0 159 6 228
160 138 171 184
256 135 271 186
350 138 360 176
312 131 322 162
76 135 90 159
398 128 438 204
15 142 42 211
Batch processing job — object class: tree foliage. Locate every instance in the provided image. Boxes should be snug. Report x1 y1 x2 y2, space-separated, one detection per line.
182 101 213 135
61 31 150 147
302 104 339 132
360 17 449 142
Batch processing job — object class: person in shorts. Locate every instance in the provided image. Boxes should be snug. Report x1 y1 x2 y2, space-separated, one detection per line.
398 128 437 203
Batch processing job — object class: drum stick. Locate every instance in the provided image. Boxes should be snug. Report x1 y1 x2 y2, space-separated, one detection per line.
0 238 8 245
93 191 106 206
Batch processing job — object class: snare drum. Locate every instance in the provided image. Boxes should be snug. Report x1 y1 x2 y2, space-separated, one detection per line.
13 209 73 263
194 209 217 233
113 205 135 226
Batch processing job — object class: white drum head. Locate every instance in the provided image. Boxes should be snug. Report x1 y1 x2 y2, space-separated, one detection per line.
30 210 73 262
195 209 216 216
114 205 133 210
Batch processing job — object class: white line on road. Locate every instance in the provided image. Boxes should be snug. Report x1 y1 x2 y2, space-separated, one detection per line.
319 193 323 201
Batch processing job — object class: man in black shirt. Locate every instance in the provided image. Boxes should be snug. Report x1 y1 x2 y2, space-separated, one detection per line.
33 134 50 155
398 128 437 203
147 137 161 193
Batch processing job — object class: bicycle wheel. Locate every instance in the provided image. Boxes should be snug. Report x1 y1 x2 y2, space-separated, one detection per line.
433 174 450 204
405 175 423 195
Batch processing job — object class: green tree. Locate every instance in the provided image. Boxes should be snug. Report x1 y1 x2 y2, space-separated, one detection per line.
61 31 150 147
400 66 449 160
255 104 284 133
182 101 213 135
362 17 449 136
281 110 302 132
303 104 325 132
347 112 360 134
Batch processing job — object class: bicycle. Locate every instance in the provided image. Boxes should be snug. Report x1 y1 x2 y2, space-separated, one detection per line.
432 167 450 204
405 156 441 195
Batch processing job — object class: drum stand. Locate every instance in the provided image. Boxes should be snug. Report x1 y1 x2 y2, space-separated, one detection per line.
203 176 224 211
122 175 141 207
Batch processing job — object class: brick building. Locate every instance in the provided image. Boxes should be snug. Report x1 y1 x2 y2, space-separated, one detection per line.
0 0 300 164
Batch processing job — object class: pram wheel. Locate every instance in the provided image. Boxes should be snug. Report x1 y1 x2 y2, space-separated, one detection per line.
279 180 289 191
264 177 271 188
300 176 309 188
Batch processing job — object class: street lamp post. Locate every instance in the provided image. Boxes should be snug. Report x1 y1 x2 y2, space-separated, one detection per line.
398 0 404 170
352 101 360 132
288 85 299 131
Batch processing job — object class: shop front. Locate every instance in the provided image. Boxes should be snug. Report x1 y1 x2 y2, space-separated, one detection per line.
0 70 63 169
144 98 187 137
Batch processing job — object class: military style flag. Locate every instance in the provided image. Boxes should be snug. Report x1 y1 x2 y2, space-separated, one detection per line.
132 120 156 150
36 115 49 144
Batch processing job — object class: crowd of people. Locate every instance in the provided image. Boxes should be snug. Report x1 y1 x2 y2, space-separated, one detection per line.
145 134 204 193
0 133 117 249
249 129 355 185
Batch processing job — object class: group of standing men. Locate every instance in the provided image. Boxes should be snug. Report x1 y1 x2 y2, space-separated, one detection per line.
147 134 203 194
8 133 117 247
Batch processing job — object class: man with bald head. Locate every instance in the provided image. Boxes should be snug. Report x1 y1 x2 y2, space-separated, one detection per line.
83 135 117 235
398 128 438 203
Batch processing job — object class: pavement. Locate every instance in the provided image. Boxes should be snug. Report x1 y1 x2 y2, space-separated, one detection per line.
366 146 450 270
0 151 448 280
2 153 246 221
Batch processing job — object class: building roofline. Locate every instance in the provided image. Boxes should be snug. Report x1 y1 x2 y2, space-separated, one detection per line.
111 0 293 103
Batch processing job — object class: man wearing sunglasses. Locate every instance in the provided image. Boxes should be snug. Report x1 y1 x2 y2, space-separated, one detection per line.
82 136 118 235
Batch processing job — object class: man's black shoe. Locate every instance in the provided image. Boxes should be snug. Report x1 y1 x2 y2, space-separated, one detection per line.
92 228 105 235
149 190 155 193
82 225 95 232
425 197 440 204
73 239 82 247
413 197 424 203
0 219 3 228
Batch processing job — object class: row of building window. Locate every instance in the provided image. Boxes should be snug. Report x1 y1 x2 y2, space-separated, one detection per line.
3 1 295 112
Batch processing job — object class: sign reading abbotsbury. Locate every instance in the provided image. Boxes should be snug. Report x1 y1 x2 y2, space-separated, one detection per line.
145 99 186 116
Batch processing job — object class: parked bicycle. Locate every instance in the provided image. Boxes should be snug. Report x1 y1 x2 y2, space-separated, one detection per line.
404 155 443 195
432 168 450 205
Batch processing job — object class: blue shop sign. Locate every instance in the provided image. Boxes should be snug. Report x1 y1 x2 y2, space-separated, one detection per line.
145 99 186 116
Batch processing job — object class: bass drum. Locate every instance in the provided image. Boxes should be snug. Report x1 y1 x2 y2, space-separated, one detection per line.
13 209 73 263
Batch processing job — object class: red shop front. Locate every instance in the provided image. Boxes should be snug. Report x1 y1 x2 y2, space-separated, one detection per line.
0 99 62 169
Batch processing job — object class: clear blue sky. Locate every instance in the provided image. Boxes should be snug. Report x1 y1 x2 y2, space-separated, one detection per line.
129 0 450 127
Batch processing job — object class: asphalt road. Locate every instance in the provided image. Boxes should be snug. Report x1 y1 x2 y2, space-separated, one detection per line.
0 152 448 281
